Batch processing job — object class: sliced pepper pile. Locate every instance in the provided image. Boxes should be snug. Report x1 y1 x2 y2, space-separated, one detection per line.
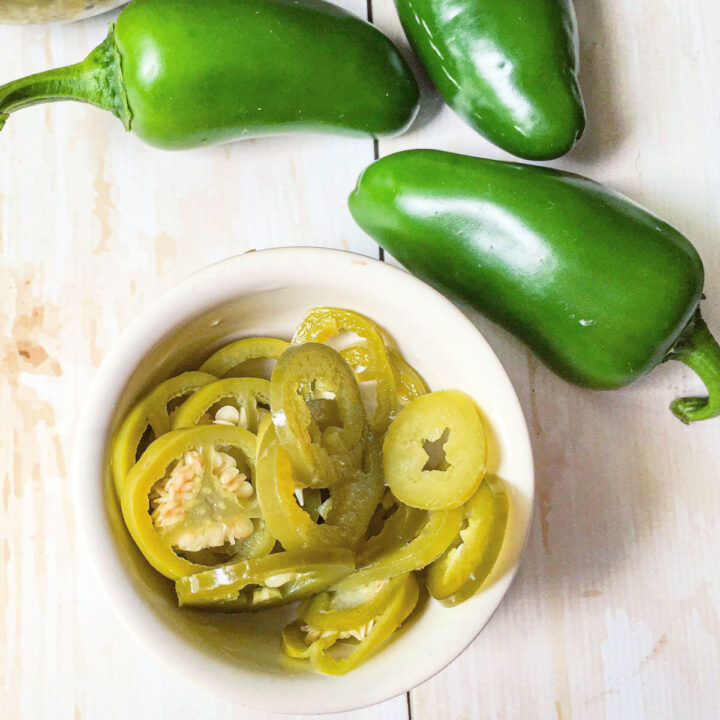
110 307 511 675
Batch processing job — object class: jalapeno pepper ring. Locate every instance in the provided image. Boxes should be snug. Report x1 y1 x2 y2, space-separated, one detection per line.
341 344 428 405
299 573 407 631
199 337 289 378
270 342 367 488
332 505 464 592
292 308 398 435
111 371 217 496
436 477 509 607
171 377 271 433
297 572 420 675
382 390 486 510
256 423 384 551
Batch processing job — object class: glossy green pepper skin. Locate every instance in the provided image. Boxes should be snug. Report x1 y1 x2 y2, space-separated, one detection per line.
395 0 585 160
0 0 419 149
349 150 720 423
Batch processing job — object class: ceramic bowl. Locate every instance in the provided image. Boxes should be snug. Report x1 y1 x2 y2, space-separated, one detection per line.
73 247 534 714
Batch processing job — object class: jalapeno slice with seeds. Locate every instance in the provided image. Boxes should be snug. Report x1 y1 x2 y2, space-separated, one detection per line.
299 573 407 631
121 424 257 579
382 390 486 510
283 572 419 675
271 342 367 488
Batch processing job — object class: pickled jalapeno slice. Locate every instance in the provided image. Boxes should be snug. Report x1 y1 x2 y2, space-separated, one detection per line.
121 424 258 579
382 390 486 510
292 308 398 435
111 371 217 496
270 342 367 488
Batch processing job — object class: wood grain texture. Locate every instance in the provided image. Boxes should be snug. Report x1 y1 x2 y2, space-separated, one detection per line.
2 1 720 719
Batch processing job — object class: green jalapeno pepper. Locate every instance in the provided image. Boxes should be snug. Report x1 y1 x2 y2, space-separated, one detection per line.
331 506 463 592
121 425 257 580
199 337 289 378
271 343 367 488
349 150 720 423
171 377 271 433
293 308 398 435
0 0 419 148
283 572 420 675
175 548 354 610
426 477 508 602
382 390 486 510
256 423 384 551
395 0 585 160
111 371 217 497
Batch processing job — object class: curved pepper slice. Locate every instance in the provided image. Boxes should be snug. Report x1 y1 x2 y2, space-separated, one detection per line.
271 342 367 488
256 423 384 551
175 548 355 611
299 573 408 631
356 501 426 564
285 572 419 675
199 337 289 378
121 424 257 580
382 390 486 510
111 371 217 496
292 307 398 435
171 377 271 432
433 477 509 607
231 518 276 560
331 505 463 592
342 344 428 405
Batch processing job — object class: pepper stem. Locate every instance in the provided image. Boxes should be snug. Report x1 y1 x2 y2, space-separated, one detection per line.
0 25 130 132
667 310 720 423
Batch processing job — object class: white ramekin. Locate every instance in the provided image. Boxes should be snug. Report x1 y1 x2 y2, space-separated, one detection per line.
73 247 534 715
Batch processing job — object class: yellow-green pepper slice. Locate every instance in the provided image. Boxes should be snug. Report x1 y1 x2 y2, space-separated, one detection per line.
332 506 464 592
299 573 408 631
283 572 419 675
199 337 289 378
356 501 427 565
175 548 355 611
121 424 257 580
256 423 384 551
231 518 276 560
292 307 398 435
430 477 509 606
111 371 217 496
270 342 367 488
382 390 486 510
171 377 271 432
341 344 428 405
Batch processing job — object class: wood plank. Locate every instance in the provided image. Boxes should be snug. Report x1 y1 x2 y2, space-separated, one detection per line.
370 0 720 718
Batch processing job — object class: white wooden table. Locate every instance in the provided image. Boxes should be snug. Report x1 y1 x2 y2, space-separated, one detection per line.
2 1 720 718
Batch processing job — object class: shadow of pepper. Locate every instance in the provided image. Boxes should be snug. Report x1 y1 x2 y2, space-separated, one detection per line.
565 0 628 166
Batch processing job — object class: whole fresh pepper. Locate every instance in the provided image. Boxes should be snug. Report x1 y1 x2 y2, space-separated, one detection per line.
394 0 585 160
349 150 720 423
0 0 419 149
